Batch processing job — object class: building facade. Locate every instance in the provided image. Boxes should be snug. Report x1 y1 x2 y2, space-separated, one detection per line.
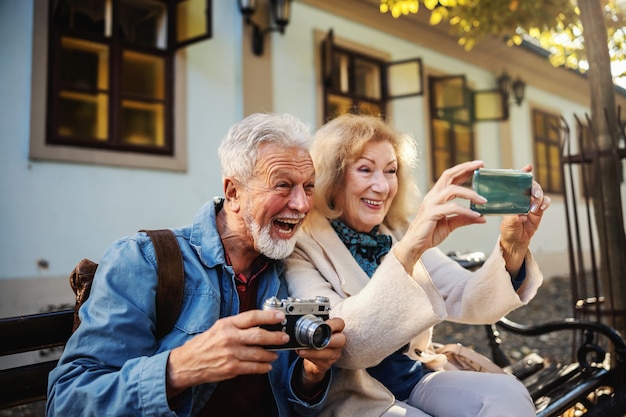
1 0 625 324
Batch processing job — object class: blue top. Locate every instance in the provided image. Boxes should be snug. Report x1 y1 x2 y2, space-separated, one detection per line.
47 198 331 417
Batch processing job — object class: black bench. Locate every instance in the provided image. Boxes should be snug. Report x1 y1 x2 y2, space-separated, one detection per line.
488 316 626 416
450 251 626 416
0 308 73 409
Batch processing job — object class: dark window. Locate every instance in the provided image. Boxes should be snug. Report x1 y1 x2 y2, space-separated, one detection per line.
321 30 422 121
323 45 385 120
532 109 563 194
47 0 211 155
428 75 475 180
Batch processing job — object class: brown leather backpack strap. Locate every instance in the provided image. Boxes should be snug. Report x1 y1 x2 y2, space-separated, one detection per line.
69 258 98 332
140 229 184 339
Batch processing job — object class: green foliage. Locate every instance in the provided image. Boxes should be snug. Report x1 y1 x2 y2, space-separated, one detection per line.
379 0 625 81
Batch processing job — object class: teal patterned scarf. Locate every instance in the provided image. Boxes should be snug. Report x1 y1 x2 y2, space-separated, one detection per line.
330 219 392 278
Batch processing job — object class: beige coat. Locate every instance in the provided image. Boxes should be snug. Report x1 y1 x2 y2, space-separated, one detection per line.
284 211 543 417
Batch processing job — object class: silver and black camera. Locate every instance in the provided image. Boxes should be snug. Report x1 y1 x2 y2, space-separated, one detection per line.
260 296 331 350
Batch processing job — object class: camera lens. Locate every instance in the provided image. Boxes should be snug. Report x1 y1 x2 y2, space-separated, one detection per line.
294 314 331 349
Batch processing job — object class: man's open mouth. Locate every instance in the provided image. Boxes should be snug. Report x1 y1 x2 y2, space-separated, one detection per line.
274 218 300 235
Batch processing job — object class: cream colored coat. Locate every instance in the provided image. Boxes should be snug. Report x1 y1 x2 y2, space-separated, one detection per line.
284 211 543 417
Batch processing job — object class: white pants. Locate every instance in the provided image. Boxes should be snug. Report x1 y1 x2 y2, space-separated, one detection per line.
382 370 535 417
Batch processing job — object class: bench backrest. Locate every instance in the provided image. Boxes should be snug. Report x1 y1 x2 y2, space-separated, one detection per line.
0 309 73 409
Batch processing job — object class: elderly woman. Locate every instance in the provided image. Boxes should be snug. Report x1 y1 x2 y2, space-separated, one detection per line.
285 114 551 417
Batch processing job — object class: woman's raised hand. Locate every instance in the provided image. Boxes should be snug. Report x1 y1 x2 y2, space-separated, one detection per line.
499 164 551 277
393 160 488 273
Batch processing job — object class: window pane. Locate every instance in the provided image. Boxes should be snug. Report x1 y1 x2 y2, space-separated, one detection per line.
535 163 547 185
61 37 109 91
122 51 164 99
387 59 422 97
121 100 164 146
428 76 475 183
354 58 381 99
357 101 382 116
58 91 108 140
455 125 473 173
327 94 354 119
432 77 466 111
474 90 505 121
434 150 451 176
432 120 450 149
177 0 208 42
53 0 107 35
456 131 472 153
536 142 546 165
118 0 167 48
330 52 350 93
549 144 560 163
547 124 560 141
547 115 560 140
550 166 561 191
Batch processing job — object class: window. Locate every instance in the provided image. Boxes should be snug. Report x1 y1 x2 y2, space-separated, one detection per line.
324 47 385 119
321 30 422 121
532 109 563 194
427 74 508 180
30 0 211 171
428 75 475 180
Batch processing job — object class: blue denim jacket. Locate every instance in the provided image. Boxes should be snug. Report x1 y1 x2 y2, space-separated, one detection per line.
47 198 330 417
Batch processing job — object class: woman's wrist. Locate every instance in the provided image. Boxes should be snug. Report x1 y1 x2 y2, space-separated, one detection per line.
292 361 328 402
500 240 527 278
392 241 424 275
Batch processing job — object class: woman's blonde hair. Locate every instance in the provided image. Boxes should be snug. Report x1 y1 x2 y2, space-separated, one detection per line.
310 113 421 232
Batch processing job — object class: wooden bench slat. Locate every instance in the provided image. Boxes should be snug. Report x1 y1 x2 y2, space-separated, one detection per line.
524 362 586 400
0 360 58 409
0 310 73 356
535 367 609 417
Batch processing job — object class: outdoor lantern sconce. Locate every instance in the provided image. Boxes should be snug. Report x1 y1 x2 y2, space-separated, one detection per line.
238 0 292 56
497 71 526 106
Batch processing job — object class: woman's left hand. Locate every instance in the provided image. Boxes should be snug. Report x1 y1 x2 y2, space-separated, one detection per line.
499 164 551 276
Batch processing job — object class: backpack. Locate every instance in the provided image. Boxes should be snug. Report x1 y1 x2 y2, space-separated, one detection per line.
69 229 184 339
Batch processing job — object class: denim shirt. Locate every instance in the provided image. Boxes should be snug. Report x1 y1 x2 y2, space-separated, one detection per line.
47 198 330 417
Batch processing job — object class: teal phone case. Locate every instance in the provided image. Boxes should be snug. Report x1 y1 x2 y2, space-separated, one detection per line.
470 169 532 215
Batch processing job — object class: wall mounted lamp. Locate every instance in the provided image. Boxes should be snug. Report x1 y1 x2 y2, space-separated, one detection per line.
238 0 292 56
497 71 526 106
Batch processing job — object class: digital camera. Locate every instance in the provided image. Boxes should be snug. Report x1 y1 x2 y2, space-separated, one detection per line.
260 296 331 350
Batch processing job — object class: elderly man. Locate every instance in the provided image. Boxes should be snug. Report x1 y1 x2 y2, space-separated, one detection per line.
47 113 346 417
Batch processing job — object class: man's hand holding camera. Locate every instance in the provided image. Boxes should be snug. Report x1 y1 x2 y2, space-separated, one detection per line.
259 296 346 397
166 304 345 401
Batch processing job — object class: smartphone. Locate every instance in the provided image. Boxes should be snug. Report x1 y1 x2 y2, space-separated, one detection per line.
470 168 533 215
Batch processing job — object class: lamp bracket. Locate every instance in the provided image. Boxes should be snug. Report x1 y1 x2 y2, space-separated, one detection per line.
240 0 291 56
244 17 284 56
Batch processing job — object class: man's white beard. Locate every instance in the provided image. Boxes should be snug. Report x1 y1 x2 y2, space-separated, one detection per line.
247 211 297 260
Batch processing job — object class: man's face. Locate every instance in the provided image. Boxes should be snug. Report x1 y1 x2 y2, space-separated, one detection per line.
243 142 315 259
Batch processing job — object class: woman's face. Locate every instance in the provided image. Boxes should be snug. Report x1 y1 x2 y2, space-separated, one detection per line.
335 140 398 232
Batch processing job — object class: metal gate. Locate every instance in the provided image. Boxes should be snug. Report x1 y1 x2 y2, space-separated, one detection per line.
558 108 626 330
